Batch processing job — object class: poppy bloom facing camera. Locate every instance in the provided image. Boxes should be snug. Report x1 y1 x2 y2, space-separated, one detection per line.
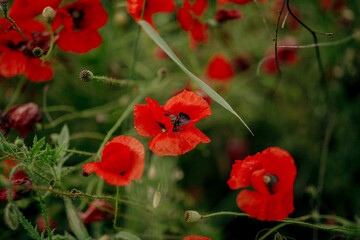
228 147 297 221
83 136 145 186
134 90 211 156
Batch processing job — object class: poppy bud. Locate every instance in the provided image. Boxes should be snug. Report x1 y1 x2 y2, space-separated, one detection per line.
113 10 129 27
7 103 42 138
15 139 23 148
0 0 8 13
184 210 202 223
152 190 161 208
42 6 56 23
4 203 19 230
79 70 93 82
33 47 44 58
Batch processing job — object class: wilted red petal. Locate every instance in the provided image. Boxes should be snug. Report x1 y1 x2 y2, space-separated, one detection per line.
7 103 42 137
206 54 234 82
148 126 210 156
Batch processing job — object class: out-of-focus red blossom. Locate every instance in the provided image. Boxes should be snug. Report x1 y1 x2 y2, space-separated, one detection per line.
0 177 32 201
51 0 108 53
0 19 54 81
227 147 297 221
215 9 243 23
183 236 211 240
177 0 208 50
36 215 57 233
83 136 145 186
9 0 61 22
177 81 213 105
127 0 176 30
217 0 265 5
226 139 250 163
206 54 234 82
78 200 114 224
153 46 169 59
319 0 346 11
3 157 27 180
0 110 10 136
233 53 252 72
262 37 298 75
134 90 211 156
7 103 42 138
272 0 300 31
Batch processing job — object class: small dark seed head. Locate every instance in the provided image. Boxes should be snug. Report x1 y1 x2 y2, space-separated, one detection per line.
79 70 93 82
49 179 56 187
33 47 44 58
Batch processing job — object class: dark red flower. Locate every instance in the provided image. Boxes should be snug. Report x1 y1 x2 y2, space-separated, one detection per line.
319 0 346 11
9 0 61 22
0 110 10 136
272 0 300 32
0 177 32 201
7 103 42 137
215 9 243 23
228 147 297 221
83 136 145 186
36 215 57 234
262 37 298 75
51 0 108 53
134 90 211 156
0 19 54 81
226 138 250 163
3 157 27 180
78 200 114 224
127 0 176 30
217 0 265 5
177 0 208 50
233 53 251 72
205 54 234 82
183 236 211 240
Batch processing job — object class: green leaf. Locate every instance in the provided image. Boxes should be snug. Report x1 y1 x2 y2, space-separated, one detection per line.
17 208 41 240
115 231 142 240
30 136 45 160
58 125 69 149
64 197 89 240
139 20 253 136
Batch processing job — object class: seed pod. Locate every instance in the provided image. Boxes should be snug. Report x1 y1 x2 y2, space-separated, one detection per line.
4 203 19 230
79 70 93 82
184 210 202 223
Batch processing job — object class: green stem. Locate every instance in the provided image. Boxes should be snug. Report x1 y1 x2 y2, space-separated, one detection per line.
42 105 76 113
64 149 97 156
69 132 105 141
93 75 143 86
4 78 26 112
3 10 28 41
113 186 120 230
201 211 249 219
257 223 289 240
42 22 55 65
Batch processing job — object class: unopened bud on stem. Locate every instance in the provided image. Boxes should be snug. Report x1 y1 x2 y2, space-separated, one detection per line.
42 6 56 23
184 210 202 223
79 70 93 82
0 0 8 13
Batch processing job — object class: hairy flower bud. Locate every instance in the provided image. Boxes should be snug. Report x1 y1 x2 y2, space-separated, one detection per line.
79 70 93 82
4 203 19 230
42 6 56 23
184 210 202 223
15 139 23 147
0 0 8 13
33 47 44 58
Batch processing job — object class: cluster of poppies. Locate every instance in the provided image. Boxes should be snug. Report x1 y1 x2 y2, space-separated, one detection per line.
82 89 297 223
0 0 108 82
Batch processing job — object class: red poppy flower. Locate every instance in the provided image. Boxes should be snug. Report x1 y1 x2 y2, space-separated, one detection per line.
215 9 243 23
183 236 211 240
83 136 145 186
78 200 114 224
205 54 234 82
177 0 208 50
227 147 297 221
7 103 42 137
0 19 54 81
9 0 61 22
0 177 32 201
134 90 211 156
272 0 300 32
127 0 176 30
51 0 108 53
217 0 265 5
262 37 298 75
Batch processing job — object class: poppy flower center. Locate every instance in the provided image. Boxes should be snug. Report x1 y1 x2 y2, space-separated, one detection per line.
169 112 191 133
68 8 85 30
263 173 278 194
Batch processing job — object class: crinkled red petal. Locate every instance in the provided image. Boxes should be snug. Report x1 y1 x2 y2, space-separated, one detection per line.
134 104 163 137
83 162 131 186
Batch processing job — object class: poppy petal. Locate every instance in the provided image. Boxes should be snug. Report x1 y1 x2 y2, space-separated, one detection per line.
24 58 53 82
148 126 210 156
205 54 234 82
134 104 163 137
57 29 102 53
164 90 211 124
0 50 26 77
83 162 131 186
192 0 208 16
177 8 193 32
